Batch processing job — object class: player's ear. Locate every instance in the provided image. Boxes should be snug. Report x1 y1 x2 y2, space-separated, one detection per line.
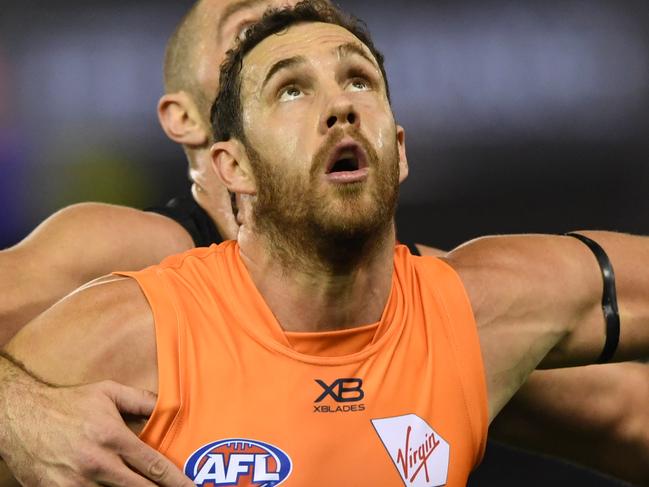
396 125 409 183
211 140 256 195
158 91 209 147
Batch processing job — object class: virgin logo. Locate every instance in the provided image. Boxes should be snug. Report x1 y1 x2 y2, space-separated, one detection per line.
397 425 441 483
372 414 450 487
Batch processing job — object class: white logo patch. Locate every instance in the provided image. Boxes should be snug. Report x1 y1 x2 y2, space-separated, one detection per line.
371 414 450 487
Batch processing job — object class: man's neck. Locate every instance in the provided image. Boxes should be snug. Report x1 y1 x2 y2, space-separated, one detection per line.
190 186 240 242
237 224 396 333
188 149 240 241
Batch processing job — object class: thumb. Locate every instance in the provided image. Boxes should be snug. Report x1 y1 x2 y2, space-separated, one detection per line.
100 380 158 417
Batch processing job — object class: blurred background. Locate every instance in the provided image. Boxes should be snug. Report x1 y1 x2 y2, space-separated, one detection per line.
1 0 646 485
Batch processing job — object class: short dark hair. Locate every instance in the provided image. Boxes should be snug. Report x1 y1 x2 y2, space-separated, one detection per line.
210 0 390 143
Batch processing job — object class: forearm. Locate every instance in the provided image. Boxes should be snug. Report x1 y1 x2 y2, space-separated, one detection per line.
0 353 47 485
0 351 50 441
491 363 649 485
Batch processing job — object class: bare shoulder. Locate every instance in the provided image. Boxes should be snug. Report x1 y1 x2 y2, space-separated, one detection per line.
440 234 597 322
0 202 195 338
0 202 196 340
4 275 157 392
439 234 604 420
15 202 195 265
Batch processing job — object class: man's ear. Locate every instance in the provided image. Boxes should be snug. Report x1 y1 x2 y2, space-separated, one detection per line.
396 125 409 183
211 140 256 195
158 91 209 147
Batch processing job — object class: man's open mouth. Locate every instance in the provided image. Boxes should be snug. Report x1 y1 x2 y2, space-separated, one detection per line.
324 142 370 183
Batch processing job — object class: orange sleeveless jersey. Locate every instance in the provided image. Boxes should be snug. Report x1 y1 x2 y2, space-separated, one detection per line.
119 241 487 487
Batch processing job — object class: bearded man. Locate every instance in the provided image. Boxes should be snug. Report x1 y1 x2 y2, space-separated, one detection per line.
3 2 649 486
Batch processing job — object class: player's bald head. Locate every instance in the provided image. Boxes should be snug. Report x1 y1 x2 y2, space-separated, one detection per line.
163 0 312 116
163 1 206 100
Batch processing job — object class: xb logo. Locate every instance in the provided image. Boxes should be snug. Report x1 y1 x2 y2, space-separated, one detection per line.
315 378 365 403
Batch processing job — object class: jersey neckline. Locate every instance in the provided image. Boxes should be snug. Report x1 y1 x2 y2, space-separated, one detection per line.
226 241 409 366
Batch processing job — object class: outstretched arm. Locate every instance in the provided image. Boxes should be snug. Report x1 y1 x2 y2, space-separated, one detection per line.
445 231 649 420
420 236 649 483
422 237 649 483
0 202 194 345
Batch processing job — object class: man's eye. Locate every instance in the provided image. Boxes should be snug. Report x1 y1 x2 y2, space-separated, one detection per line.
279 85 304 102
349 78 370 91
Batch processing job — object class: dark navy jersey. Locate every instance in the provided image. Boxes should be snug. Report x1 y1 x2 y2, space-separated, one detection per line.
403 241 420 256
146 195 222 248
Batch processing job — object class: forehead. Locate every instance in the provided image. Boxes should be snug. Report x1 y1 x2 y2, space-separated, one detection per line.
191 0 298 93
204 0 299 49
243 22 372 82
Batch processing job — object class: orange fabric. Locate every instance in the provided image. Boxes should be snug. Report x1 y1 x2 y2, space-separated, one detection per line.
120 241 487 486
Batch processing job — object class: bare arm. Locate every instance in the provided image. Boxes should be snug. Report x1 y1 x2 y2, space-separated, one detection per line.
0 276 193 486
0 202 194 345
423 236 649 483
491 363 649 485
444 232 649 421
422 237 649 483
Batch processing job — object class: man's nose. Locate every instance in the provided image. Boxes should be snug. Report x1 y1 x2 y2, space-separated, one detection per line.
319 96 360 134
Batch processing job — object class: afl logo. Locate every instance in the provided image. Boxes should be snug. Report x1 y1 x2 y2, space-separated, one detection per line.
184 438 293 486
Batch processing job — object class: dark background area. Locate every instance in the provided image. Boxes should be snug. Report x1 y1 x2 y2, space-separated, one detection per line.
0 0 646 485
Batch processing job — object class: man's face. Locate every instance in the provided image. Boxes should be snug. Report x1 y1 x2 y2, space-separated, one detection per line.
193 0 303 113
237 22 407 247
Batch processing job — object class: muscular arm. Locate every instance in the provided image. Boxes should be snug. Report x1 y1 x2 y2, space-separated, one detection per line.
492 363 649 485
0 276 192 486
444 231 649 421
0 202 194 345
5 275 157 396
419 238 649 483
0 356 38 487
422 236 649 483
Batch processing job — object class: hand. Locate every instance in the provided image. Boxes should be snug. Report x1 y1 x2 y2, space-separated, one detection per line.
0 374 193 487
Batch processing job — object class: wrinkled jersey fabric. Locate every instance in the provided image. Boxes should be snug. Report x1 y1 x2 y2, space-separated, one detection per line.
119 241 487 486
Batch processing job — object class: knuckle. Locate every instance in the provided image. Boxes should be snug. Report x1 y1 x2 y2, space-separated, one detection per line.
101 379 118 388
97 379 118 392
79 456 103 478
86 422 117 447
147 456 169 480
77 453 105 477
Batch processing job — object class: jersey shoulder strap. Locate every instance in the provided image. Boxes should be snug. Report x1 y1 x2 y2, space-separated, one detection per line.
146 195 222 247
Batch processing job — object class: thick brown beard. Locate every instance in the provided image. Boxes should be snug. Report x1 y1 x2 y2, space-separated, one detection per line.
246 127 400 272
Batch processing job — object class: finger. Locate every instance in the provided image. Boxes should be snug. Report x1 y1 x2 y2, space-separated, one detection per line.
101 381 158 417
96 458 158 487
118 437 193 487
